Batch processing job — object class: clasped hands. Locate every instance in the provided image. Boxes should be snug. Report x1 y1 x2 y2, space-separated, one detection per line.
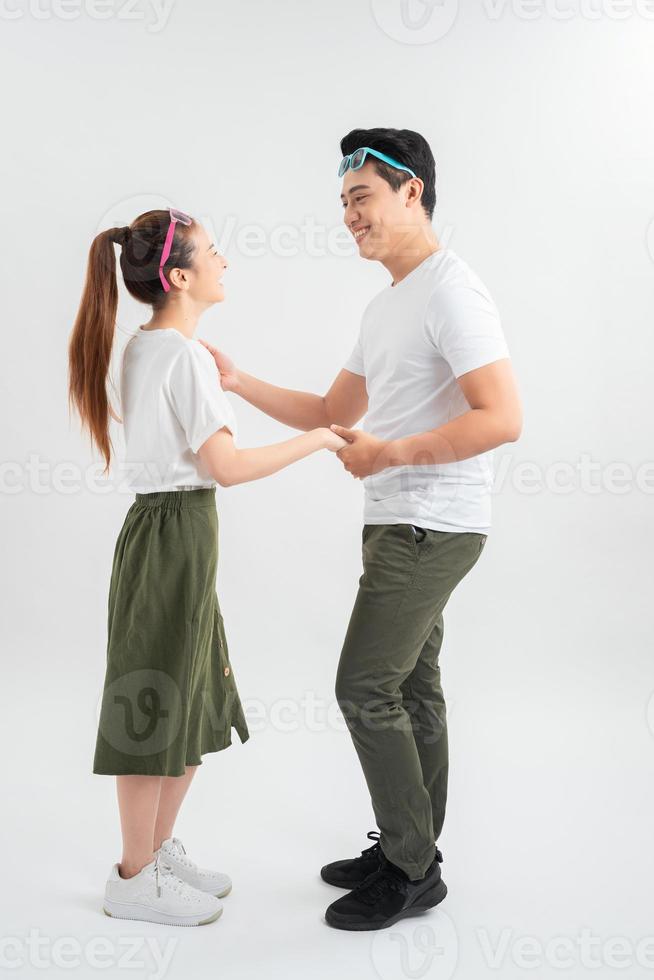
328 424 390 480
199 339 392 481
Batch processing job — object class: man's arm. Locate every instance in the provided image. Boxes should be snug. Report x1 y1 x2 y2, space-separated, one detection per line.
331 359 522 478
197 339 368 430
234 367 368 430
386 358 522 466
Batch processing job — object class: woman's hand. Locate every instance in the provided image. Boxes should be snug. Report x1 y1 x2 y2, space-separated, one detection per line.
198 339 240 392
317 427 349 452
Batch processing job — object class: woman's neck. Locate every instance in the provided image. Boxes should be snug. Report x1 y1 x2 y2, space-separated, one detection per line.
142 300 203 339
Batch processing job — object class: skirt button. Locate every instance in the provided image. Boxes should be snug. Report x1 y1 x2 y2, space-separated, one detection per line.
224 666 230 677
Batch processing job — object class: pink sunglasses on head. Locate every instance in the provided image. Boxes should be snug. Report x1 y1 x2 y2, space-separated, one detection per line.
159 208 192 292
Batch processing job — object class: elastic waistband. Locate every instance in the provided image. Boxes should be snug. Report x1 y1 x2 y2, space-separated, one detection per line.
134 487 217 510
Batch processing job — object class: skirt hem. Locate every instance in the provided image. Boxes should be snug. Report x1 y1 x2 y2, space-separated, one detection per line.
92 724 250 777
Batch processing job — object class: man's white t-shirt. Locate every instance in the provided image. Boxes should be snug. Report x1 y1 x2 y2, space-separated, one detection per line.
343 248 510 534
114 326 237 493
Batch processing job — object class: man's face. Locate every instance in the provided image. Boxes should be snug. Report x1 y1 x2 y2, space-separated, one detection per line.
340 161 414 262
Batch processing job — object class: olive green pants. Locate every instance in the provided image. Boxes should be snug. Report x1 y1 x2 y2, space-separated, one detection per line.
335 523 486 879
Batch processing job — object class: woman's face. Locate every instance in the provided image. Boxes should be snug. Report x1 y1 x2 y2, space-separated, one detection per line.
172 222 228 304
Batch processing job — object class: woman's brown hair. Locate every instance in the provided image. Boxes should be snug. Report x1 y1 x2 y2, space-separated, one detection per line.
67 209 196 474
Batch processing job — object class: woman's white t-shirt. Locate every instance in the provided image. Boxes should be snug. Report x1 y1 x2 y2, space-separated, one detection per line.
113 326 237 493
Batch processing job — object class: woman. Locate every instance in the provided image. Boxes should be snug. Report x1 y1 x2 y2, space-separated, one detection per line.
68 208 345 927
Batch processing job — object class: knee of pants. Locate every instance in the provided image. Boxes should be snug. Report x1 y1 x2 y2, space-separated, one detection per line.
335 664 378 714
334 666 355 709
335 667 400 718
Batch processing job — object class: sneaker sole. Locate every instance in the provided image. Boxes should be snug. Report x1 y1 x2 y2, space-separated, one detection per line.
103 899 223 927
325 879 448 932
186 882 231 898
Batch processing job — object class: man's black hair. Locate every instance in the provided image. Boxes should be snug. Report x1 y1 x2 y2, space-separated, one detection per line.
340 127 436 220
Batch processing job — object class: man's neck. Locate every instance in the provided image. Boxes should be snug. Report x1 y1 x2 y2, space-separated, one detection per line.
382 226 441 287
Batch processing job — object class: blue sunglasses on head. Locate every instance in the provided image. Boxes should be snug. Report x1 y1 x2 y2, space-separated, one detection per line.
338 146 416 179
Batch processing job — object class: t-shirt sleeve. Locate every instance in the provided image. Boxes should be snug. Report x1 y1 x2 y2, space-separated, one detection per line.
425 281 510 378
343 334 365 376
168 343 236 454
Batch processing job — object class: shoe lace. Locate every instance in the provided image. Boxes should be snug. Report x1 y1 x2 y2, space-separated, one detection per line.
353 865 406 905
163 836 195 870
154 852 189 898
361 831 381 857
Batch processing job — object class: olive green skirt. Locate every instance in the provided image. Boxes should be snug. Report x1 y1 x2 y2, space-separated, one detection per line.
93 487 250 777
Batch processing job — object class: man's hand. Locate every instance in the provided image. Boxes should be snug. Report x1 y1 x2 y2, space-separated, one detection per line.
330 424 391 479
198 339 239 392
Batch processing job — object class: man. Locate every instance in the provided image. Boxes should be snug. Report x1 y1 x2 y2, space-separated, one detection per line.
201 127 522 931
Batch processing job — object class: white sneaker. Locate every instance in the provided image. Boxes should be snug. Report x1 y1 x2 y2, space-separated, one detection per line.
103 851 223 926
156 837 232 898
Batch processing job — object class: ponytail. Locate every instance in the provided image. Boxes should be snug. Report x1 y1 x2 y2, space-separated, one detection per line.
68 210 196 475
67 227 125 475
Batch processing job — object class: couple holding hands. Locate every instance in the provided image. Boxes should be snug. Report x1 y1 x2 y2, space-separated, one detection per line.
68 126 522 931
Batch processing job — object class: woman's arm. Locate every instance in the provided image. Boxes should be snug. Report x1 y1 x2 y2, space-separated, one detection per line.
197 426 346 487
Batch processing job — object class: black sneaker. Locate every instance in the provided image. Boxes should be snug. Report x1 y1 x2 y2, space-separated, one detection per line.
320 831 444 890
324 851 447 931
320 831 383 888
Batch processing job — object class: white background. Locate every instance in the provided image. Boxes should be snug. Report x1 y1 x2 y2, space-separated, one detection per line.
2 1 654 978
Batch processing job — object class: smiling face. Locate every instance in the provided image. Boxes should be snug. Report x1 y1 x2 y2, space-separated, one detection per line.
340 161 426 263
167 222 228 304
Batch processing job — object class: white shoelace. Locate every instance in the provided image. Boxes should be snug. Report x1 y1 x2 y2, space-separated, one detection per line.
154 852 188 898
165 837 195 870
